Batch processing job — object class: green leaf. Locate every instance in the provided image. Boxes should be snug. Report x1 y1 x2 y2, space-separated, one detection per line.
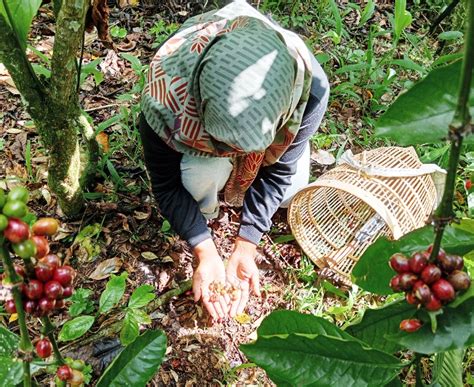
96 330 166 387
433 349 464 387
393 0 412 42
352 223 474 295
128 285 155 309
346 301 417 353
438 31 463 41
120 53 142 73
68 288 94 317
58 315 95 342
0 326 19 356
375 60 474 145
160 220 171 233
386 298 474 354
256 310 356 340
359 0 375 26
241 311 403 386
0 0 42 48
130 309 152 325
99 272 128 314
0 357 23 387
120 311 140 346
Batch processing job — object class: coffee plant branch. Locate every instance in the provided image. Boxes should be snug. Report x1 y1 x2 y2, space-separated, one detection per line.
431 0 474 260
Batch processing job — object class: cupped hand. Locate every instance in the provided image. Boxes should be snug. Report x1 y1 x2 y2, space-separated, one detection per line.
192 239 229 321
226 237 260 317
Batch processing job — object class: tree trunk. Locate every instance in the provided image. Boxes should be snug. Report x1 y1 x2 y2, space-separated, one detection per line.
0 0 98 217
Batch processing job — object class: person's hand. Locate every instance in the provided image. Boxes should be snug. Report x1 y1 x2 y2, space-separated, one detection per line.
192 238 229 321
226 237 260 317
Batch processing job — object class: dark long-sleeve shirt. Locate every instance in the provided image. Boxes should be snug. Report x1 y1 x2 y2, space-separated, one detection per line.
139 57 329 248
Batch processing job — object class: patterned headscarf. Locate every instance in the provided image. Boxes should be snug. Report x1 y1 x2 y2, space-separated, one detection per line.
142 1 312 205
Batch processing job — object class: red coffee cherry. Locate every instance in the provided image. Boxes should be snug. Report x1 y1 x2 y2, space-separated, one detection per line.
53 266 75 287
44 281 64 300
25 280 44 300
389 253 411 273
437 254 457 273
31 235 50 259
3 218 30 244
420 264 442 284
447 270 471 291
55 299 65 309
14 264 25 278
38 298 56 313
452 255 464 271
409 252 428 274
62 286 73 298
399 273 418 291
36 338 52 359
413 281 432 304
5 299 17 314
389 275 402 292
431 279 456 302
23 300 37 314
400 319 422 333
424 294 442 311
57 365 73 381
405 291 420 305
35 262 54 283
40 254 61 269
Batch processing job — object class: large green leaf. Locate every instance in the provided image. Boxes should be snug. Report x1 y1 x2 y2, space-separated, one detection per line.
257 310 355 340
433 349 464 387
352 223 474 295
99 272 127 314
0 357 23 387
0 326 19 356
0 0 42 47
58 315 95 342
96 330 167 387
386 298 474 354
241 334 403 387
346 301 417 353
128 285 155 309
375 60 474 145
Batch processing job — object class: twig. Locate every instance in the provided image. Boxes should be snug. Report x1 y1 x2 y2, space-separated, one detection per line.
429 0 461 35
0 245 33 387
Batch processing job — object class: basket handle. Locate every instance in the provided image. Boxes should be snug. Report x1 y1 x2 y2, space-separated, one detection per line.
339 150 447 206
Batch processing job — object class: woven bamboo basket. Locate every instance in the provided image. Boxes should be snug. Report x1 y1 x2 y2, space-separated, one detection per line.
288 146 443 287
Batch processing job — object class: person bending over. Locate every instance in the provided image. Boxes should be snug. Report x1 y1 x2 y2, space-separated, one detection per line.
139 0 329 321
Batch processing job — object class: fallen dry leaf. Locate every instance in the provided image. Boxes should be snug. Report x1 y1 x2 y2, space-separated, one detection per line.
95 132 110 153
85 0 113 47
89 257 123 280
312 149 336 165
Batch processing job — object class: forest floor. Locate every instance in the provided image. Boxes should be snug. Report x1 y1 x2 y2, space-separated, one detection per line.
0 1 468 385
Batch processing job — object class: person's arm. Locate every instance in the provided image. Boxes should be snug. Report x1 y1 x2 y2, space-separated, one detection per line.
138 115 211 248
239 56 330 245
239 95 327 244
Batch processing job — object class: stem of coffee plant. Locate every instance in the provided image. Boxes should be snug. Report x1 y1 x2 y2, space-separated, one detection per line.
0 244 33 387
41 317 65 365
430 1 474 260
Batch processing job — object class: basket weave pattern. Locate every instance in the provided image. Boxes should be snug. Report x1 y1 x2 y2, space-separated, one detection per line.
288 147 438 286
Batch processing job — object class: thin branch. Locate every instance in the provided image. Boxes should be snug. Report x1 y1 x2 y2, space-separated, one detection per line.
430 1 474 259
429 0 461 35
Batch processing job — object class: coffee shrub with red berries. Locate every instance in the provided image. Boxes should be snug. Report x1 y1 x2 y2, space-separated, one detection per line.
389 246 471 331
1 187 75 318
